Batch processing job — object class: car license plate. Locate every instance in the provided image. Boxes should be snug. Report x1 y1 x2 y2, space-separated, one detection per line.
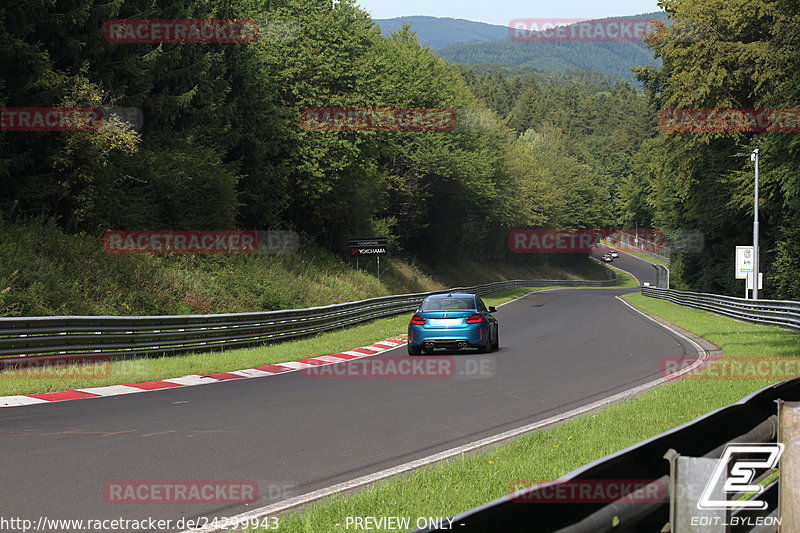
428 319 462 327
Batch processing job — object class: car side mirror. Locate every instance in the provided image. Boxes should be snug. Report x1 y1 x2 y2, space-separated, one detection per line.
488 306 497 313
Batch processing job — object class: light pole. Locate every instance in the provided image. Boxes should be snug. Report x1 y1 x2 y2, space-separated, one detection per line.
751 149 760 300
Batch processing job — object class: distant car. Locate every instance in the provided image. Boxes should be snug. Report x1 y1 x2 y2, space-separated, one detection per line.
601 254 613 262
610 251 619 258
407 293 499 355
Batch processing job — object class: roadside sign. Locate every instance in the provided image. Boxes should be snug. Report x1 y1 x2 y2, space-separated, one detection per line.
349 237 387 256
746 272 763 290
735 246 754 280
348 237 387 247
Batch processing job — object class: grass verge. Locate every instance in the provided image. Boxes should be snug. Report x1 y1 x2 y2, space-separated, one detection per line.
252 293 798 533
0 287 551 397
602 264 638 288
0 220 612 317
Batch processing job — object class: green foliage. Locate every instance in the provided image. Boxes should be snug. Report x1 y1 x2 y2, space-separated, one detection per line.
0 220 608 317
4 0 797 304
636 0 800 298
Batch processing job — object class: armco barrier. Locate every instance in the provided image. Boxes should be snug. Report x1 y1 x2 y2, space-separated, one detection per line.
642 286 800 331
415 378 800 533
0 277 617 362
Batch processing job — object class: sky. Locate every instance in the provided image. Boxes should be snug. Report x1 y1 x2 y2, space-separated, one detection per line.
354 0 663 27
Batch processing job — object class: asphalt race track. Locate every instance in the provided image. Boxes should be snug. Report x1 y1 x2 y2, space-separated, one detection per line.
0 252 690 530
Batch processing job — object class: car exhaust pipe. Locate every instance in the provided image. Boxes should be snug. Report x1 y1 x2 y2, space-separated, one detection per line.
424 342 435 351
457 341 467 349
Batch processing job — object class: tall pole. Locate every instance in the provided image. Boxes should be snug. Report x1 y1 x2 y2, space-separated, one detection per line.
751 149 760 300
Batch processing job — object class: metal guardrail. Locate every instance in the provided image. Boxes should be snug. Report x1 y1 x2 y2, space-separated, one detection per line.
606 234 671 263
416 377 800 533
642 287 800 332
651 264 670 289
0 277 618 361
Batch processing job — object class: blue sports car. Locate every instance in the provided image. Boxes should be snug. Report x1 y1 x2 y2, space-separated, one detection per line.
407 293 499 355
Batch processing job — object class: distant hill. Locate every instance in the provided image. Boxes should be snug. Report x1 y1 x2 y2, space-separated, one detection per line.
374 14 666 83
374 16 508 49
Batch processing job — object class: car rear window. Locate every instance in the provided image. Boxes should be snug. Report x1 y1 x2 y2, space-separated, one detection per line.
420 297 475 311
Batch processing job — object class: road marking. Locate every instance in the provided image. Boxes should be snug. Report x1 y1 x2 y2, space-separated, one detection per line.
27 390 100 401
0 337 407 408
164 376 216 386
77 385 143 396
275 361 314 370
100 429 138 437
313 355 352 363
142 430 176 437
0 396 48 407
39 430 105 437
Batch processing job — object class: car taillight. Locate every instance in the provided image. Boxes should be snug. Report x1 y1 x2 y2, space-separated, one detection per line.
465 314 483 324
411 315 426 325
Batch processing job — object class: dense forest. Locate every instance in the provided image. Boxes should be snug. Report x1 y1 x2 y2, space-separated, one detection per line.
637 0 800 298
1 0 798 301
0 0 634 261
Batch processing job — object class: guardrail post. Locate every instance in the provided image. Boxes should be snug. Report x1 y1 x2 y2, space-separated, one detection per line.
665 449 726 532
778 400 800 533
652 264 670 289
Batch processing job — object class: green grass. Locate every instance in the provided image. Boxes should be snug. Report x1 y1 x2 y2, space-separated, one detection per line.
0 221 438 316
482 287 547 308
0 221 614 317
602 264 638 288
252 292 798 533
0 315 409 396
0 287 550 396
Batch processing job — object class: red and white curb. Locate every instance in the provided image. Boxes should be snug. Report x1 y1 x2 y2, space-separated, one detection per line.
0 336 407 408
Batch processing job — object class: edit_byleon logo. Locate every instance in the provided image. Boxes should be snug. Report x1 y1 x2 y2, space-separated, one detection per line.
697 443 784 510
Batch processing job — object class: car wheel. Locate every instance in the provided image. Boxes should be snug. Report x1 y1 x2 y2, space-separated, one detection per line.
408 343 422 356
477 338 490 354
491 329 499 351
